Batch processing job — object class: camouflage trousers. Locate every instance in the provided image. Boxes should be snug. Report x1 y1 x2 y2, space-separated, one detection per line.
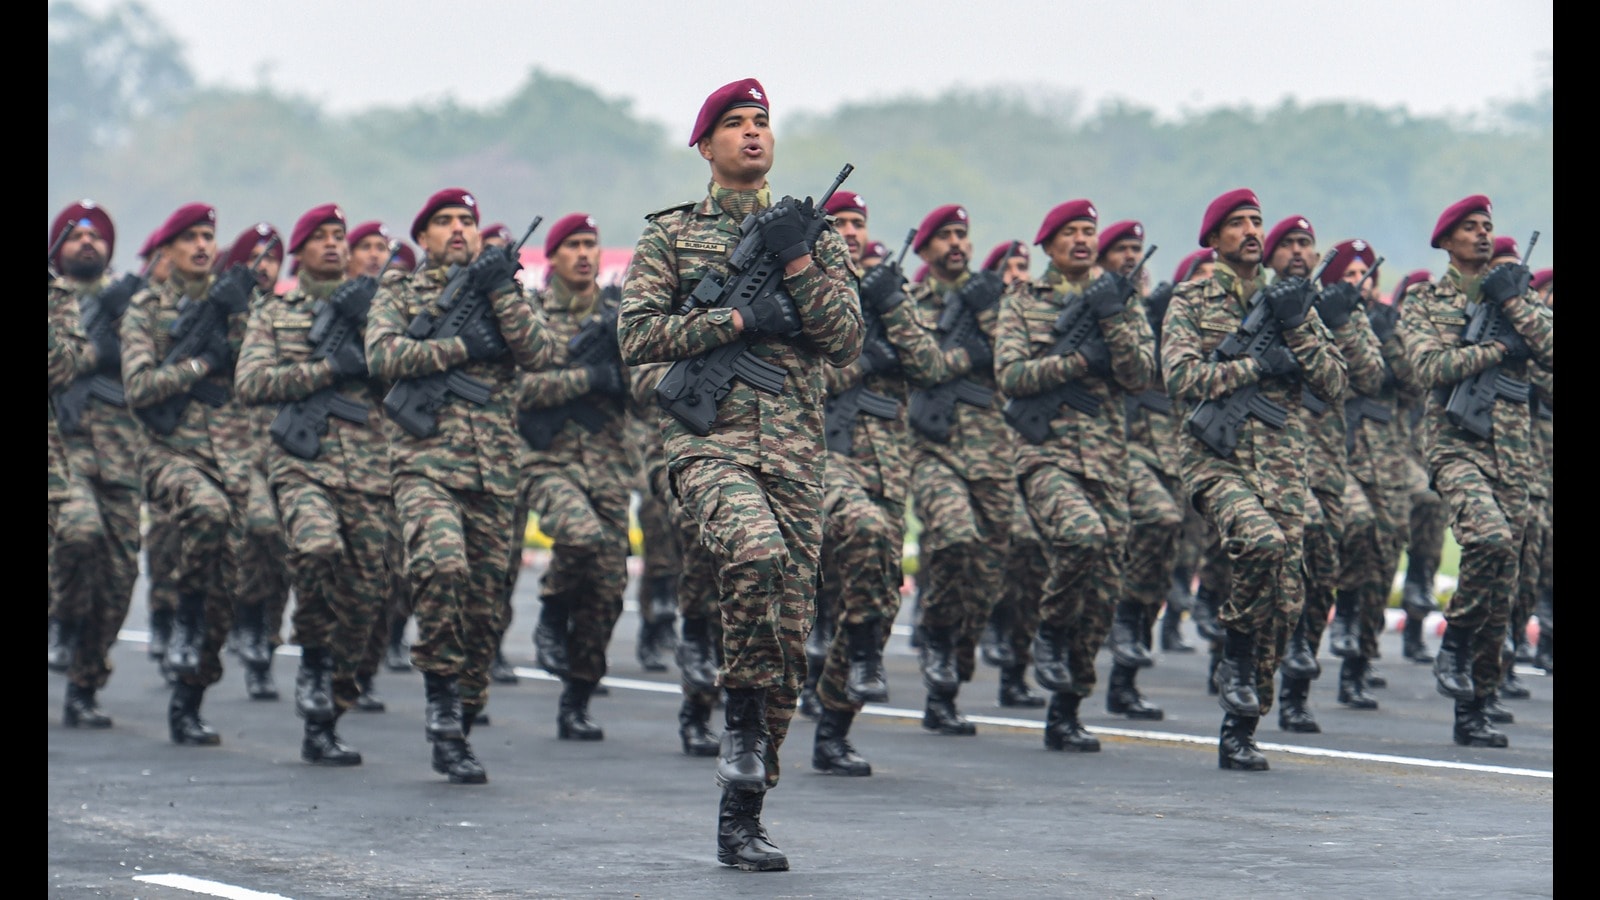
1125 460 1185 622
1021 465 1128 698
352 521 412 681
144 503 182 615
239 465 291 654
1193 474 1308 716
816 454 905 714
144 455 245 688
1432 458 1529 698
638 473 682 582
1407 455 1449 571
1514 495 1550 648
277 479 392 713
672 459 821 788
911 460 1012 685
1302 484 1345 652
676 485 724 708
394 475 517 710
525 464 630 684
1340 478 1410 659
50 472 140 690
997 516 1047 668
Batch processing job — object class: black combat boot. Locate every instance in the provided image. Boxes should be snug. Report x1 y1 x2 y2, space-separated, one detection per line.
998 664 1047 708
148 607 174 662
922 689 977 736
637 575 677 672
1499 639 1531 700
1364 661 1387 689
798 666 823 719
236 602 272 668
1106 663 1164 720
532 600 571 677
558 678 605 740
1044 692 1100 752
431 736 488 784
676 617 721 693
1535 619 1553 675
1402 614 1433 663
1481 690 1515 723
1215 630 1260 716
1453 696 1509 748
47 616 76 672
63 682 113 728
1218 714 1269 770
1336 657 1379 710
980 603 1015 668
845 620 889 703
717 688 769 792
295 647 336 722
1190 585 1225 643
1109 602 1153 669
800 606 830 716
1206 649 1221 696
1162 569 1196 653
919 625 960 694
167 681 221 746
166 592 206 677
302 711 362 766
812 706 871 776
679 697 720 757
1031 624 1072 693
490 645 519 684
245 656 279 701
1403 554 1439 614
1432 624 1476 700
1277 676 1320 733
1326 592 1359 659
385 615 411 672
352 673 385 712
717 789 788 871
1280 614 1321 681
422 671 465 742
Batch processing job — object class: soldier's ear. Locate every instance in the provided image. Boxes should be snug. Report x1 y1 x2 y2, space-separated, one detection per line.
697 138 715 163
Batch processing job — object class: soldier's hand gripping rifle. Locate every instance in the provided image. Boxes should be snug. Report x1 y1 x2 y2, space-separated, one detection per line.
53 262 150 434
517 304 624 451
905 241 1016 443
824 229 913 455
269 242 397 459
1184 248 1336 458
383 217 542 439
1443 231 1539 440
655 164 854 436
1301 255 1384 415
1004 246 1157 444
135 235 277 435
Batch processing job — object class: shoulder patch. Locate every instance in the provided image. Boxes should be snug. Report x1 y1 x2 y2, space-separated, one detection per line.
645 201 696 222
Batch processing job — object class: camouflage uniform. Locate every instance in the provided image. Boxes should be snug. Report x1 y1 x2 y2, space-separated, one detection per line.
992 491 1047 697
1523 367 1552 673
618 184 863 788
1124 345 1192 654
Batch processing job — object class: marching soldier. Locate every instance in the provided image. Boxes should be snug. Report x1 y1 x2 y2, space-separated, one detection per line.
1389 269 1442 665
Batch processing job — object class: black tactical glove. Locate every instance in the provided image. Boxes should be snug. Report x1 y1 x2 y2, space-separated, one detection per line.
1077 333 1112 376
1368 302 1398 344
1145 281 1174 340
1085 272 1132 319
458 314 508 360
585 363 625 397
97 273 145 320
329 275 379 321
961 334 993 372
858 334 901 376
208 265 257 315
1316 281 1360 329
756 196 816 265
196 328 233 375
1495 326 1530 362
325 339 368 379
89 324 120 374
1257 344 1300 377
858 262 906 315
1481 262 1532 306
1264 277 1314 329
467 245 522 298
956 271 1005 312
730 289 801 338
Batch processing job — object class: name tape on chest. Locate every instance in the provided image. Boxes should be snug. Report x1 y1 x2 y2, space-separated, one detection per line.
675 239 728 255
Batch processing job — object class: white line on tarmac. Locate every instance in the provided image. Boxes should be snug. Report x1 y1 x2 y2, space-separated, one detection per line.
132 873 293 899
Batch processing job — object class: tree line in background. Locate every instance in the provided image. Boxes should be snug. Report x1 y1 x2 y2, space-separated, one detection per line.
48 1 1554 287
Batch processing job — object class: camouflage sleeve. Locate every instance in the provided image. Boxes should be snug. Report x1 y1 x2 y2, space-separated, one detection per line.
1529 360 1552 402
995 289 1070 398
823 359 859 394
879 299 961 386
1502 291 1553 370
617 217 742 365
1381 332 1418 393
233 299 336 405
1334 313 1385 397
120 290 206 409
1283 313 1346 404
518 364 588 411
491 287 555 372
365 272 472 381
47 288 91 386
1160 287 1259 402
1105 296 1157 394
627 360 669 408
47 313 81 393
1397 286 1504 391
790 228 863 366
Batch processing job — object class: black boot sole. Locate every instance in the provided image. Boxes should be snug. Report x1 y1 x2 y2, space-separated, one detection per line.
1218 753 1270 771
717 848 790 871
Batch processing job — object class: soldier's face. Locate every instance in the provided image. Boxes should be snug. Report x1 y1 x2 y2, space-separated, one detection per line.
999 252 1030 285
698 108 773 190
165 224 216 280
248 246 282 291
919 224 971 280
1043 220 1098 278
1100 237 1142 278
58 224 110 281
833 211 867 264
1192 261 1216 282
1209 209 1264 270
1341 259 1376 301
349 234 391 278
421 208 480 268
299 223 349 282
1442 213 1493 269
1269 231 1316 278
551 233 599 291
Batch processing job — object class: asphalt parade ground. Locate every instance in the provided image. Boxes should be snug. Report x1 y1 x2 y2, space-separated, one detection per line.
49 557 1553 899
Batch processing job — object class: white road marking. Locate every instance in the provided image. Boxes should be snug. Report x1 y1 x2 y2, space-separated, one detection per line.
133 873 294 899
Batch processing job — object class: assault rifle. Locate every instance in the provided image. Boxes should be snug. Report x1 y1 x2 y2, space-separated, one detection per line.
135 235 278 435
1343 395 1394 454
53 265 148 434
656 164 853 436
268 243 397 459
822 229 913 455
1123 388 1173 420
384 217 541 439
1004 246 1157 444
517 304 622 451
47 223 74 284
1443 231 1538 440
905 242 1015 444
1306 256 1386 418
1184 249 1336 458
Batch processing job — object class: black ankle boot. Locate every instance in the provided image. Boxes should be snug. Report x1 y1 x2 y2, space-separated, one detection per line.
679 697 720 757
980 604 1016 668
1481 691 1515 724
1402 614 1433 663
431 737 488 783
384 616 411 672
1191 586 1225 643
1044 692 1100 752
1109 602 1154 669
1499 640 1531 699
63 682 113 728
166 592 206 676
558 678 605 740
999 664 1047 708
47 617 76 672
533 601 570 677
1219 714 1269 770
1031 625 1072 693
1105 663 1164 720
1433 625 1476 700
296 647 336 722
354 673 385 712
1280 614 1321 680
717 789 788 871
922 690 977 735
245 657 279 701
1277 676 1320 733
1206 650 1220 695
812 706 871 776
1215 631 1260 716
1535 623 1553 674
717 688 769 792
676 617 721 693
236 602 271 667
1402 560 1439 620
168 681 220 746
1453 696 1509 747
1337 657 1379 709
422 671 464 741
1160 602 1195 653
845 620 889 703
919 625 960 693
637 576 677 672
303 713 362 766
148 607 173 662
490 646 519 684
1327 593 1359 659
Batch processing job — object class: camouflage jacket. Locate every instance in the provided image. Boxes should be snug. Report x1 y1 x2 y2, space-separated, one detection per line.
1397 265 1553 490
121 270 257 496
47 309 84 503
1300 309 1383 499
1161 261 1347 514
617 189 863 488
234 272 391 496
905 272 1014 483
366 262 554 498
1531 362 1552 500
48 275 145 490
1344 308 1409 491
996 265 1157 484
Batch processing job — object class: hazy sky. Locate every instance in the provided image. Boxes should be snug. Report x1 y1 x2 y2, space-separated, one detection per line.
66 0 1551 129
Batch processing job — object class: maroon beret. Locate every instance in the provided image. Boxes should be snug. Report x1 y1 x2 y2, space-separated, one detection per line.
50 200 116 267
389 243 417 272
411 187 480 241
981 240 1028 273
1095 220 1143 259
1034 199 1098 246
1390 268 1432 305
1197 188 1260 247
480 222 512 244
346 220 391 249
1263 215 1315 262
1430 194 1492 249
288 203 346 255
1321 238 1377 286
913 204 969 252
544 212 599 258
862 240 889 261
149 202 218 251
1529 268 1553 292
224 222 284 269
823 191 868 219
688 78 768 146
1491 235 1520 261
137 229 159 260
1173 248 1217 284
